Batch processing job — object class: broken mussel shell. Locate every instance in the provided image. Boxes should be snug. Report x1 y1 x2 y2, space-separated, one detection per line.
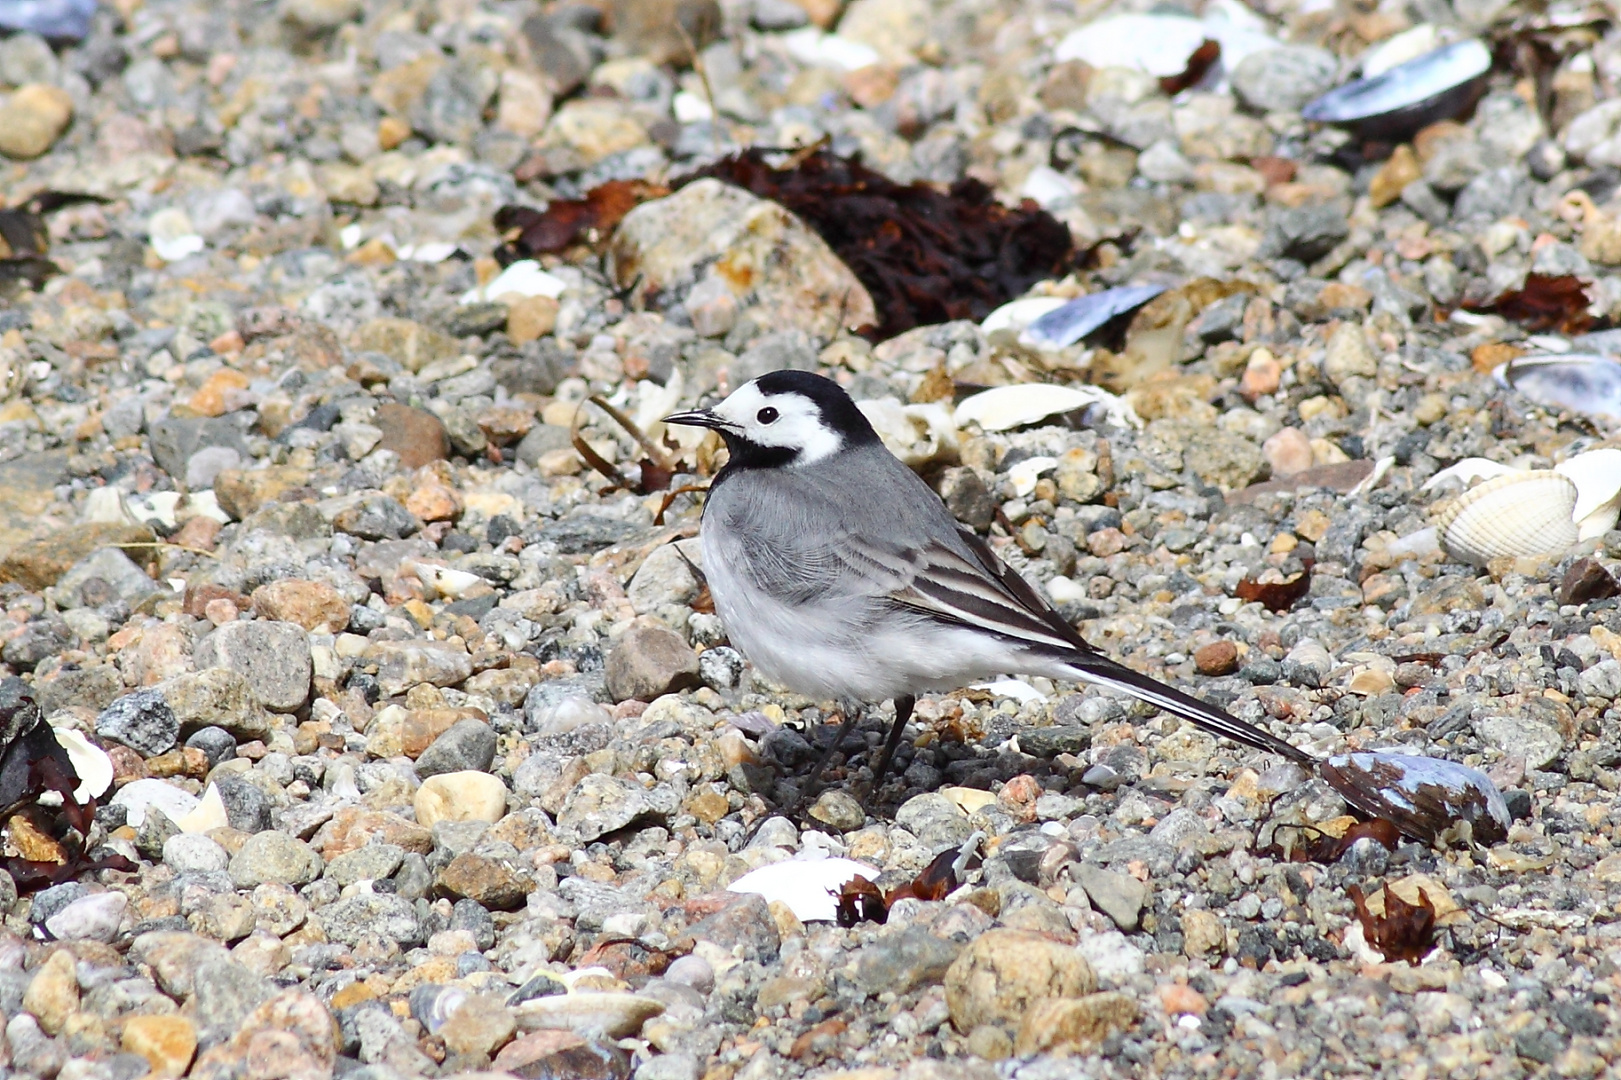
1301 39 1492 142
1018 284 1168 351
954 382 1140 433
1321 752 1511 847
1434 469 1581 566
1495 353 1621 420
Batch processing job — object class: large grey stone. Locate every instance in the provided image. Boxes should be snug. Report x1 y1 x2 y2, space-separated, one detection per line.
157 669 272 741
96 689 179 756
194 620 312 712
320 893 424 947
414 719 497 778
228 832 323 889
605 621 700 703
55 548 161 610
148 415 250 485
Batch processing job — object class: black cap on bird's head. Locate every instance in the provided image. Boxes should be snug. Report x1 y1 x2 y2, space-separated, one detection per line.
663 369 880 469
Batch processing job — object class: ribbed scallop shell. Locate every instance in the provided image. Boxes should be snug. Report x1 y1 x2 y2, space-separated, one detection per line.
1435 470 1579 566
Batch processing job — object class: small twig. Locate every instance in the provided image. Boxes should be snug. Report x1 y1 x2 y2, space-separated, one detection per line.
589 394 674 469
116 540 219 558
570 400 631 490
667 536 708 587
674 18 720 155
654 482 710 526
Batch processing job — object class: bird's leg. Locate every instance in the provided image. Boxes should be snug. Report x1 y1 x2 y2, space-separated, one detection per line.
742 704 862 842
868 695 915 801
795 704 862 810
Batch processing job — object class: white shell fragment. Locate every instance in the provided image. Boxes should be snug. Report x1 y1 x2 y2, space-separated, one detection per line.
1496 354 1621 419
1556 448 1621 539
969 678 1048 704
147 208 205 262
460 259 567 305
1302 40 1491 138
1054 12 1278 87
514 992 665 1039
980 297 1068 346
52 728 113 803
1435 470 1580 566
727 857 881 923
856 399 959 467
1006 455 1057 497
1019 285 1167 350
407 560 487 600
1421 457 1521 492
1359 24 1444 78
179 782 231 834
954 383 1140 433
781 27 882 71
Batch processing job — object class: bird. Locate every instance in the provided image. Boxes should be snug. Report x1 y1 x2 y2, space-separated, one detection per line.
663 369 1324 814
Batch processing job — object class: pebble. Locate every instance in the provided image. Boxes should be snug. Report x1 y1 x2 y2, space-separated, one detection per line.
944 930 1095 1032
96 689 180 756
21 948 77 1035
0 83 72 159
121 1015 198 1079
163 833 230 873
610 180 878 340
415 770 509 827
414 717 498 777
1193 641 1240 676
605 620 702 702
251 580 351 632
44 890 127 941
228 832 324 889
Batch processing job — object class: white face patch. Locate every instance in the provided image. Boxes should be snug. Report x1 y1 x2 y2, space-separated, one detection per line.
711 381 844 464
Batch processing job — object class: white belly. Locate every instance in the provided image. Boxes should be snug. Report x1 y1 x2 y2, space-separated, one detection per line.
702 528 1051 704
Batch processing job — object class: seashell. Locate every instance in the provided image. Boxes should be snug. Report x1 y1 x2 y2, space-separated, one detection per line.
1555 448 1621 539
728 857 881 923
1301 39 1491 141
1320 752 1511 847
1420 457 1520 492
51 728 112 803
409 984 470 1035
408 561 486 600
1496 353 1621 419
1006 455 1057 497
980 297 1069 347
1434 470 1580 566
1018 284 1167 350
459 259 566 305
954 382 1140 433
1358 23 1444 77
1571 328 1621 354
147 207 204 262
1054 12 1279 87
178 782 230 834
514 992 665 1039
856 399 958 468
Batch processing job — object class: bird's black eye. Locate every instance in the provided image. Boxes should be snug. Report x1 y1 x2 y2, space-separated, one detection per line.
757 407 779 424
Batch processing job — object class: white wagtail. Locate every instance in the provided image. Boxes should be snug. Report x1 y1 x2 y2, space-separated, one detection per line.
665 370 1362 813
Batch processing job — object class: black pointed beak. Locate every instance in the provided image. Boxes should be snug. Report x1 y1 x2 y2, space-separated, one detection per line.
663 408 729 431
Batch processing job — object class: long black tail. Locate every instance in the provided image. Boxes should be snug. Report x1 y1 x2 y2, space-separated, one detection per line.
1059 650 1316 768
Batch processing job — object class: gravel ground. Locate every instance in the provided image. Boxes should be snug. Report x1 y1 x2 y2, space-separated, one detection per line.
2 0 1621 1077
